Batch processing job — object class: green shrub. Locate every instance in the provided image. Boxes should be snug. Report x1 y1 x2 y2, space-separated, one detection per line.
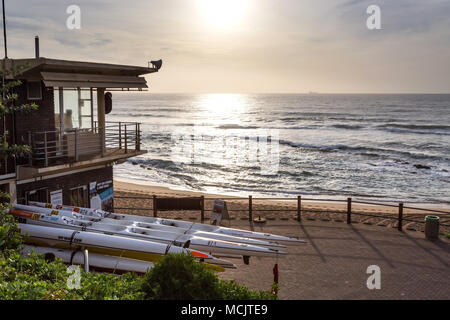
0 200 23 251
142 252 222 299
0 249 144 300
0 251 71 300
75 272 144 300
141 253 277 300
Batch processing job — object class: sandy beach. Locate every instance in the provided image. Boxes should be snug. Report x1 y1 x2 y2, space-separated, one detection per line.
114 179 450 234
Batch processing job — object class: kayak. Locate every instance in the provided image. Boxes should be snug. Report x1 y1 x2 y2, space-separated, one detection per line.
11 207 286 258
29 202 306 243
18 223 235 271
21 245 154 275
13 204 287 249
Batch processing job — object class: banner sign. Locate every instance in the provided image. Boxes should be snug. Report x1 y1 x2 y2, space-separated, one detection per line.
211 199 229 225
89 180 113 211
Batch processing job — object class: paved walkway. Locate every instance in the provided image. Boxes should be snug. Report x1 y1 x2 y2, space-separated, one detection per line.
218 220 450 299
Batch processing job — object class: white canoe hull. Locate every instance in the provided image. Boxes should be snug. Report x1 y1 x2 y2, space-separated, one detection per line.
18 223 235 270
13 204 287 249
22 245 154 274
11 207 285 258
28 202 305 243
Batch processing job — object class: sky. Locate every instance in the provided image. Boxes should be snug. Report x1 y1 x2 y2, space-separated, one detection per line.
3 0 450 93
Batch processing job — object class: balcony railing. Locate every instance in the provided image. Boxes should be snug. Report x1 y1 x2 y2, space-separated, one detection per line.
27 121 142 167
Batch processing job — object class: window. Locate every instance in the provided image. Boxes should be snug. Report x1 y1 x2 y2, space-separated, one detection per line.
70 185 88 207
25 188 49 204
27 81 42 100
54 87 94 132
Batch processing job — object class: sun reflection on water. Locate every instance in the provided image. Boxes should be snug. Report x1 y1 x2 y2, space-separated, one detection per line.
194 93 251 126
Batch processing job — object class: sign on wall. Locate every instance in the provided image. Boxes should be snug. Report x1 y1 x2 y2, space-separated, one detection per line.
89 180 113 211
50 189 63 205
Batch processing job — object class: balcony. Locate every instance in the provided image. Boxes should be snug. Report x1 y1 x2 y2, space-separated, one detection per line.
17 121 146 179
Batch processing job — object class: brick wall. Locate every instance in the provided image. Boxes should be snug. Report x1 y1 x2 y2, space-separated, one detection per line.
14 81 55 145
1 80 55 169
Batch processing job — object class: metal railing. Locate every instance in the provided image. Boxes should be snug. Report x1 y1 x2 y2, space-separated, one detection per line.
114 195 450 232
27 121 142 167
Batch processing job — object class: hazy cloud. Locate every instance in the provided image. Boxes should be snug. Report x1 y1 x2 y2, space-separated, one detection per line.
2 0 449 93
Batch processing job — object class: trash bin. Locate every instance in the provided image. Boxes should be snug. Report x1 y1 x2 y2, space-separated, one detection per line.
424 215 440 240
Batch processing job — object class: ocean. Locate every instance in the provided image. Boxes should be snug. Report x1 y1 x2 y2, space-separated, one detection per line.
109 93 450 206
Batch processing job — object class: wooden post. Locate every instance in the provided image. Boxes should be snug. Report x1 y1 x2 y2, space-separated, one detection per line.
118 122 122 149
297 195 302 222
347 198 352 224
74 129 78 162
398 203 403 231
200 196 205 223
249 195 253 222
136 123 141 151
97 88 105 138
153 195 157 217
124 124 128 153
100 129 105 157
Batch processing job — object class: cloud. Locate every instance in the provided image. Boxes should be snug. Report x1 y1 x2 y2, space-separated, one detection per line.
1 0 449 93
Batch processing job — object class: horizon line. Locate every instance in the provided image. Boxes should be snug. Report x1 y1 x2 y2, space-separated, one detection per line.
120 91 450 95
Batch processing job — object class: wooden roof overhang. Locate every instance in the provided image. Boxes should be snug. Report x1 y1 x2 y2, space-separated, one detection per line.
1 57 158 89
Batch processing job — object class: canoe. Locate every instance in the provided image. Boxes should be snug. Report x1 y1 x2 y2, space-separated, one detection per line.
29 202 306 243
18 223 235 271
21 245 154 275
13 204 287 249
11 205 100 222
29 201 103 218
11 206 286 258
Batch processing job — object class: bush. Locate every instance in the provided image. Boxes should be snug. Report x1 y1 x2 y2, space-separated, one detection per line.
75 272 144 300
0 199 23 251
0 249 144 300
141 253 277 300
141 252 222 299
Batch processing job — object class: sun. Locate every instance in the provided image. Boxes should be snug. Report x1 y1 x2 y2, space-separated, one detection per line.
197 0 250 30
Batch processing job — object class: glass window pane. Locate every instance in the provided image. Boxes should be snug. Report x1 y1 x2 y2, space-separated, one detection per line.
80 89 91 99
58 88 94 131
54 88 60 130
63 90 79 130
82 100 91 117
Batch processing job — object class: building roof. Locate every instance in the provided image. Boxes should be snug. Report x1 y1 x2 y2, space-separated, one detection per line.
1 57 159 89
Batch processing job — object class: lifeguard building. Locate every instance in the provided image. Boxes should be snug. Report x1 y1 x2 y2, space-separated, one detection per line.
0 37 160 210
